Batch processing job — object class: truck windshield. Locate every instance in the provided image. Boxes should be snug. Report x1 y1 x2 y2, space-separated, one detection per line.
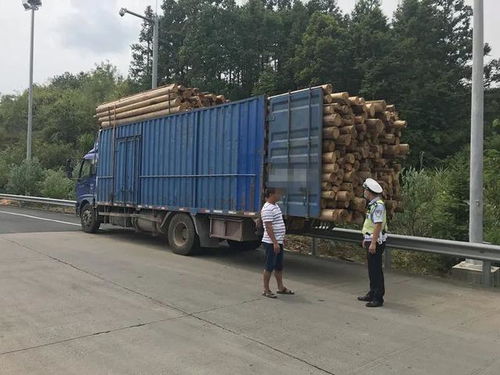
79 158 96 179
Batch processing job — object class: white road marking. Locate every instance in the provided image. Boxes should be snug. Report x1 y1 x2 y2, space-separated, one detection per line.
0 210 81 227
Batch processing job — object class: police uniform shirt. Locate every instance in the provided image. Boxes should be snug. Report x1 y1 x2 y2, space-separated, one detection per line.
363 197 388 244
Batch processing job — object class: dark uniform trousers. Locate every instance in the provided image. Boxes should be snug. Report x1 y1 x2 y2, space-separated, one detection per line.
364 241 386 303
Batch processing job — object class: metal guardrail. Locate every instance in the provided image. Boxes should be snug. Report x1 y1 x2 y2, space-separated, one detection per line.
309 227 500 263
0 193 76 208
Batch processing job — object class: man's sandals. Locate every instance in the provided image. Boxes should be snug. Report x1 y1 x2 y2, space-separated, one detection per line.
262 288 295 298
277 288 295 295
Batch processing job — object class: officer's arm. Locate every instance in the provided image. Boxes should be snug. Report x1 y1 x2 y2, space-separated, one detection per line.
371 223 382 246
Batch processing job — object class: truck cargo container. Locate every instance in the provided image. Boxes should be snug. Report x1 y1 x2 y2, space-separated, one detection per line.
75 88 325 254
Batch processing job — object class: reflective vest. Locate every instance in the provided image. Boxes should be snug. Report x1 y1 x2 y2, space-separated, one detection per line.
362 199 388 235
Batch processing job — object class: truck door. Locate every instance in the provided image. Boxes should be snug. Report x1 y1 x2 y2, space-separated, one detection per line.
114 136 141 205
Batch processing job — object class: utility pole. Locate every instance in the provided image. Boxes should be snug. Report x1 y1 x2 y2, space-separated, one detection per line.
469 0 489 285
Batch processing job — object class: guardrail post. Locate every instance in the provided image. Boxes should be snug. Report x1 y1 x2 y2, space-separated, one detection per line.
384 248 392 270
482 261 492 286
311 237 317 256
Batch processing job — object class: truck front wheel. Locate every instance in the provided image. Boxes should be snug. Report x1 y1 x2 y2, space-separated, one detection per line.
80 203 101 233
168 214 199 255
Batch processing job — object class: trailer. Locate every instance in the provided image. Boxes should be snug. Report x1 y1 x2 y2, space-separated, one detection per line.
75 88 325 254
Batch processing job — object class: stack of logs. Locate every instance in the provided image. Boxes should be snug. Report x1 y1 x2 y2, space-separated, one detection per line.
96 83 228 128
319 84 409 224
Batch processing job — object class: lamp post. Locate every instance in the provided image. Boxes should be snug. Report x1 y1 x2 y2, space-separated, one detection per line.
22 0 42 161
469 0 489 284
119 7 159 89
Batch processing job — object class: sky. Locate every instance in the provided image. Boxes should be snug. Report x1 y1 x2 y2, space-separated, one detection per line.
0 0 499 95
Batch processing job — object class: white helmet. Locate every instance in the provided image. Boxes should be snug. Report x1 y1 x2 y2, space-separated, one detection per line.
363 178 383 194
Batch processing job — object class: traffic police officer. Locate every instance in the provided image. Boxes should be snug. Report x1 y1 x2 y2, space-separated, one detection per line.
358 178 387 308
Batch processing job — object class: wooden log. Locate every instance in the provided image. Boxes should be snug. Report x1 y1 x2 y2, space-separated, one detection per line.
322 141 336 152
350 197 366 211
366 100 387 112
96 95 182 118
343 170 357 182
323 163 340 173
100 106 183 128
386 104 396 112
342 117 355 126
398 144 410 155
323 127 340 140
97 100 184 121
322 191 336 199
323 114 342 127
354 116 365 125
322 182 333 190
365 119 384 134
355 123 367 133
365 103 376 117
321 84 333 94
344 153 356 164
96 83 180 113
336 134 352 146
393 120 407 129
340 125 355 135
340 182 353 192
336 190 353 201
323 94 333 104
329 92 349 102
322 152 337 163
322 173 336 182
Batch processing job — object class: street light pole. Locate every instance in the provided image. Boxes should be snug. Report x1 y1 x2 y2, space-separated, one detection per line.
26 6 35 161
152 15 159 89
119 7 159 89
469 0 489 284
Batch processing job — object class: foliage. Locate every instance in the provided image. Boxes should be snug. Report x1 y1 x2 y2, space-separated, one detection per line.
6 158 45 196
40 169 75 200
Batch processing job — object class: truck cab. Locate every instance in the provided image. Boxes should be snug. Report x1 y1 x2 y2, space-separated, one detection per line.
75 148 100 232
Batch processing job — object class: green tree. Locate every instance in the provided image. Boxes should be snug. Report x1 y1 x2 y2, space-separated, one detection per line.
41 169 75 199
7 159 45 196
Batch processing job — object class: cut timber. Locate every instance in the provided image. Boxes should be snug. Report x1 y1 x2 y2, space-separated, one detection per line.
97 101 184 121
398 144 410 155
323 141 336 152
320 209 349 222
336 134 352 146
322 182 333 190
366 119 384 134
329 92 349 103
96 83 180 113
97 95 182 117
366 100 387 113
100 106 183 128
340 125 355 135
351 197 366 211
322 152 337 163
321 191 336 199
365 104 376 117
322 173 336 182
323 163 339 173
393 120 407 129
323 114 342 127
321 84 333 94
336 190 353 201
323 127 340 140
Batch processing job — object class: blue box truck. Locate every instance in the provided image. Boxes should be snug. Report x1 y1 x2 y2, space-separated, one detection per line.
75 88 324 255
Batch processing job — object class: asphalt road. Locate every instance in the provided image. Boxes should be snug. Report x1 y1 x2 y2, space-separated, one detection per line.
1 205 500 374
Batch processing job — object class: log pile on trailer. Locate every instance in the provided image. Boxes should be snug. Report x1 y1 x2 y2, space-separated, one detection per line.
95 83 228 128
319 85 409 224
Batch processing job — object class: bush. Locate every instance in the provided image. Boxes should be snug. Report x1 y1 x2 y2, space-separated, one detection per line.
6 158 45 196
40 169 75 199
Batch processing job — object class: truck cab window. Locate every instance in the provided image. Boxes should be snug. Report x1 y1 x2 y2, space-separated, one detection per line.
79 159 96 179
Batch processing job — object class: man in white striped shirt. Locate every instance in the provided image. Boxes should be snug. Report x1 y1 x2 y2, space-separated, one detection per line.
261 188 294 298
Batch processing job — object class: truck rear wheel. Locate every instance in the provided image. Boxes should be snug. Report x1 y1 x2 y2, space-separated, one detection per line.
80 203 101 233
228 240 261 251
168 214 199 255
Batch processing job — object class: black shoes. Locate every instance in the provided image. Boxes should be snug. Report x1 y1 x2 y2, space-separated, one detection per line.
357 295 372 302
365 300 384 308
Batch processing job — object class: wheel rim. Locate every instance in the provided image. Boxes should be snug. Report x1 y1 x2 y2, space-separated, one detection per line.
173 222 188 247
82 209 93 227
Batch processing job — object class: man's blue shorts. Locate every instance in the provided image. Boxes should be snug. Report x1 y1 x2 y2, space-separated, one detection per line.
263 242 284 272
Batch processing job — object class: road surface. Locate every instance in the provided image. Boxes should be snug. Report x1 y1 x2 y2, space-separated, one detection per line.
0 205 499 374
